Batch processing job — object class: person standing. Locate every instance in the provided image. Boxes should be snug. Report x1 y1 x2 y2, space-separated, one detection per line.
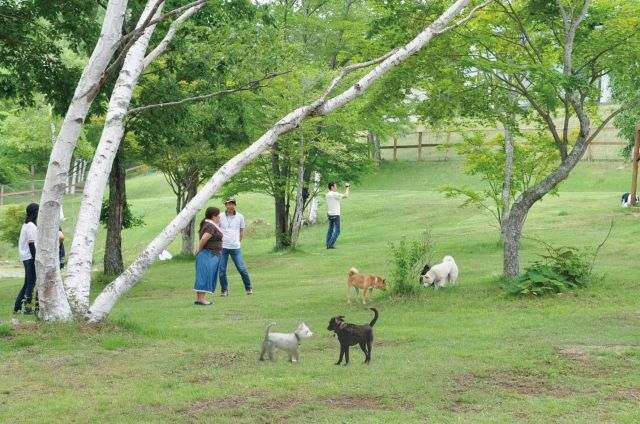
218 197 253 296
325 182 350 249
14 203 39 314
193 207 224 305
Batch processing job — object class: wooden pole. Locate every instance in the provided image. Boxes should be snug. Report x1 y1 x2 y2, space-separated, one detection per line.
418 132 423 161
631 124 640 206
393 137 398 160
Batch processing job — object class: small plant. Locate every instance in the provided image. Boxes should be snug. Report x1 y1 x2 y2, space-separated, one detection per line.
0 204 25 247
0 323 13 337
503 245 594 296
388 228 434 296
99 199 145 229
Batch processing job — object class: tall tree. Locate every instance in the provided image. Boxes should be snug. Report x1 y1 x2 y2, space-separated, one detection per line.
31 0 484 322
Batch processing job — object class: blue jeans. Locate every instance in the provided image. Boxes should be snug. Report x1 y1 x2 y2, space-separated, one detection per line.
326 215 341 247
219 248 251 292
14 259 36 312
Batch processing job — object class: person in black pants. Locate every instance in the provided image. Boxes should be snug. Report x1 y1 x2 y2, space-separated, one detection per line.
14 203 39 314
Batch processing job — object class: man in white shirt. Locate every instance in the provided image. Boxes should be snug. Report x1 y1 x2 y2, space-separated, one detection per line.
325 181 350 249
218 197 253 296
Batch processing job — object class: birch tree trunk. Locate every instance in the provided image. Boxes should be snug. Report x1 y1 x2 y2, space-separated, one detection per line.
104 142 126 275
35 0 129 322
181 172 198 255
64 0 166 314
290 135 306 250
87 0 479 322
308 172 321 224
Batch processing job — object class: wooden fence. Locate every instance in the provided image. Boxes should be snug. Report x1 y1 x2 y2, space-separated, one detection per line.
380 131 627 162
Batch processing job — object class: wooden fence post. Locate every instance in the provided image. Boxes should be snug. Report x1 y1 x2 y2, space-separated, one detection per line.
418 132 423 161
393 137 398 160
631 124 640 206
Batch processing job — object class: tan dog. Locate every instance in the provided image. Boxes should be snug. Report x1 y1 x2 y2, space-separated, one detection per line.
347 268 387 304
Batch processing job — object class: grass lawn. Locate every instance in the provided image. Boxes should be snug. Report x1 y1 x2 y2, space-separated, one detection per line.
1 160 639 423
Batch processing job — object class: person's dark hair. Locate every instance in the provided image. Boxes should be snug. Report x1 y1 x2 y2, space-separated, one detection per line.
328 181 336 190
25 203 39 224
199 207 220 232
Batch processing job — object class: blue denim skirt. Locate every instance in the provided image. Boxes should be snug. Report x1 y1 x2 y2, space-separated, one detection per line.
194 249 220 293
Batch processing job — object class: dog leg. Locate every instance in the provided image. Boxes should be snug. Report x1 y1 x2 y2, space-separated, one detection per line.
347 283 351 304
359 341 368 363
268 345 276 362
259 343 267 361
362 287 368 305
366 340 372 363
336 346 345 365
344 346 350 366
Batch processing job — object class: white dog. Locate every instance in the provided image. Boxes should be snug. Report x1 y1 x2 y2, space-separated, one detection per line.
422 256 458 289
259 322 313 362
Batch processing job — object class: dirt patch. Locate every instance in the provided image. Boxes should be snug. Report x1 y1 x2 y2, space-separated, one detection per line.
186 393 264 416
319 395 392 410
203 351 245 368
189 375 213 384
559 344 640 361
453 369 570 398
605 388 640 402
257 397 306 410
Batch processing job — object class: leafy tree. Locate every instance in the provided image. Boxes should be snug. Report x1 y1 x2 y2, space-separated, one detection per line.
440 131 559 232
0 204 25 247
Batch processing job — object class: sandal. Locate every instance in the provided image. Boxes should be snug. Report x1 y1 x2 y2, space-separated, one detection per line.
194 301 212 305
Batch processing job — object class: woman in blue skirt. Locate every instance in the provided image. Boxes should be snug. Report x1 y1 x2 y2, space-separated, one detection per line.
193 207 223 305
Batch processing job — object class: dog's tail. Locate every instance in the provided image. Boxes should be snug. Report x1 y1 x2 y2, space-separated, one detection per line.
349 267 359 275
369 308 379 327
264 322 276 340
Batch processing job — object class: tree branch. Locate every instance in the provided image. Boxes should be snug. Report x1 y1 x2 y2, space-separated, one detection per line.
143 0 207 68
127 72 287 115
586 95 640 144
434 0 493 35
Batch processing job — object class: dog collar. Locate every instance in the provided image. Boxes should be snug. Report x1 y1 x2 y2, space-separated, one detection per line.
294 333 301 343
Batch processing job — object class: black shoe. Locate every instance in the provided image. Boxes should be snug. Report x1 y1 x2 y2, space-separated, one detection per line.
327 246 336 249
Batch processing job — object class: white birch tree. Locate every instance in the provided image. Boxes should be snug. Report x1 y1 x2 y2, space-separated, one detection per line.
34 0 486 322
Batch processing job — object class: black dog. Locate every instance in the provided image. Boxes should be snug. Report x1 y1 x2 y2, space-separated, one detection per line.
419 264 431 285
327 308 378 365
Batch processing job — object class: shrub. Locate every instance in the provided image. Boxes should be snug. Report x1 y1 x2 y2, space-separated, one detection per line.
0 204 26 247
503 245 593 296
388 228 434 296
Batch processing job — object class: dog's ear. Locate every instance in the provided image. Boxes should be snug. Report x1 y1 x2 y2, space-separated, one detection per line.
338 321 347 329
337 315 345 320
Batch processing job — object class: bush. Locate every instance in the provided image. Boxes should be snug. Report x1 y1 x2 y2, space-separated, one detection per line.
0 204 25 247
503 245 593 296
388 228 434 296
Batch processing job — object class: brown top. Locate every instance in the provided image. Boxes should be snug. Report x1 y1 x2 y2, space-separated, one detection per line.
200 221 223 255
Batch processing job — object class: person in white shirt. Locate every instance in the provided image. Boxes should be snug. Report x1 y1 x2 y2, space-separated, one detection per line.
325 181 350 249
14 203 39 314
218 197 253 296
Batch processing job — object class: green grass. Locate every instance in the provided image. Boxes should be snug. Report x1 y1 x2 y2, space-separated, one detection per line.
1 160 639 423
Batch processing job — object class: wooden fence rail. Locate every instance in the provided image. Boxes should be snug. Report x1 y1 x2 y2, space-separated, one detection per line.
379 131 626 162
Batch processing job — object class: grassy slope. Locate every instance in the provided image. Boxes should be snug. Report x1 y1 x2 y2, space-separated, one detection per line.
1 161 639 423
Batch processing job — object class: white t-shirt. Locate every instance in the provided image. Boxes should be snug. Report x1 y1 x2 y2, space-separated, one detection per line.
326 191 343 216
18 222 38 261
219 211 245 249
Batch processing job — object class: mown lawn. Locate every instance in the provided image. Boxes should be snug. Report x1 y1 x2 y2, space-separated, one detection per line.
1 160 639 423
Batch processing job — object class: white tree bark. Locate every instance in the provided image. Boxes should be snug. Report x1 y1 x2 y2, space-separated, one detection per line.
65 0 206 314
87 0 479 322
308 172 321 224
35 0 129 322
